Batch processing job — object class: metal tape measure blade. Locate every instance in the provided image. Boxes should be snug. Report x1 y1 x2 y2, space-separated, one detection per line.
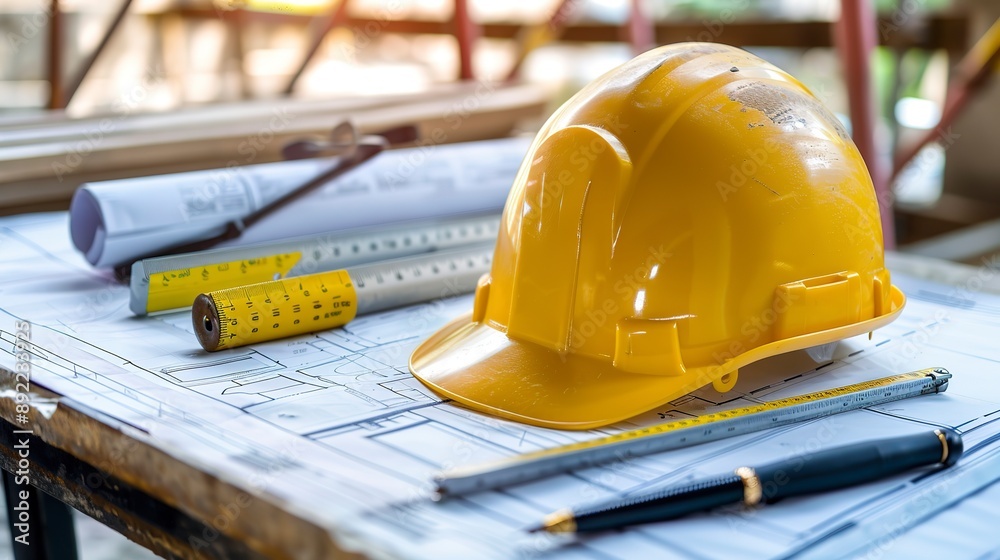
433 368 950 497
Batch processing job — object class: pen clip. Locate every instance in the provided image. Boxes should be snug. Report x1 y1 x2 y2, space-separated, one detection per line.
114 121 419 280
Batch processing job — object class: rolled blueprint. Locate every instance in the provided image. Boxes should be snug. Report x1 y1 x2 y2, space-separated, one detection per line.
69 137 530 268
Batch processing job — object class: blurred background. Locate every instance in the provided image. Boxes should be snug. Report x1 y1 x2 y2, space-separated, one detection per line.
0 0 998 555
1 0 999 253
1 0 999 258
0 0 959 113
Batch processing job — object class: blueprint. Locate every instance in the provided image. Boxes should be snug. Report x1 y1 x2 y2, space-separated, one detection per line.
3 212 1000 559
69 137 529 267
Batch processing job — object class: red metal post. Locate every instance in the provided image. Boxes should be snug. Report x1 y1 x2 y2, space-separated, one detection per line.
836 0 894 248
628 0 655 55
453 0 479 81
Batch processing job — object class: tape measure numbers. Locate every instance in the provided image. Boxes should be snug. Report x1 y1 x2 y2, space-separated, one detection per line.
433 368 952 498
193 243 494 351
147 252 303 315
194 269 358 351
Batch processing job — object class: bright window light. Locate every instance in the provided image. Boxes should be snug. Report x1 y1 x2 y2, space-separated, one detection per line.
894 96 941 130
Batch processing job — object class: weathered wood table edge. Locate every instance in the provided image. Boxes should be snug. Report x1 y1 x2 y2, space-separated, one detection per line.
0 375 367 559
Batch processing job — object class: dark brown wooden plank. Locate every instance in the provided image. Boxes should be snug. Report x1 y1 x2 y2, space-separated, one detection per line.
166 9 969 51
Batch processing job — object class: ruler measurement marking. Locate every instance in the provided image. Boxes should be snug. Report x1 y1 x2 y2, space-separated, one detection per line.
133 215 500 315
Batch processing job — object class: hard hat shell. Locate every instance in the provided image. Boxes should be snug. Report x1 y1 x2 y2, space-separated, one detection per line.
409 43 905 430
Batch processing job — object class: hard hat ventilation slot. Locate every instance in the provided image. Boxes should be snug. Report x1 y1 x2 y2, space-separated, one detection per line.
773 271 863 340
613 318 687 376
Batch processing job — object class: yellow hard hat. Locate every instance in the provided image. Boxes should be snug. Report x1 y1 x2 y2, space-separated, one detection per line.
409 43 905 430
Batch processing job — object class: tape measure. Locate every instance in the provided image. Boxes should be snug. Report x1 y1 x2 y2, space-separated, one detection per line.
433 367 952 498
129 213 500 315
193 242 494 351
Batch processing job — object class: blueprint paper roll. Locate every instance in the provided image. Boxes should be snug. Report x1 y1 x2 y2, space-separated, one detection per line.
69 137 530 268
69 159 327 268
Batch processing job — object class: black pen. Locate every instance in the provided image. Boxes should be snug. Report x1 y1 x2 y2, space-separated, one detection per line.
531 428 963 534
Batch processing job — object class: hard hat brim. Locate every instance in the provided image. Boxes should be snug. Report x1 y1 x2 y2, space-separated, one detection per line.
409 286 905 430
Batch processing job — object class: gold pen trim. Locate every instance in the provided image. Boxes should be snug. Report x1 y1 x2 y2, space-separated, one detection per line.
735 466 762 507
934 429 949 464
540 509 577 534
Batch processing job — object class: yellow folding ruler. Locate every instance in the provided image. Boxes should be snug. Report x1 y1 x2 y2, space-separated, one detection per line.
128 213 499 315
